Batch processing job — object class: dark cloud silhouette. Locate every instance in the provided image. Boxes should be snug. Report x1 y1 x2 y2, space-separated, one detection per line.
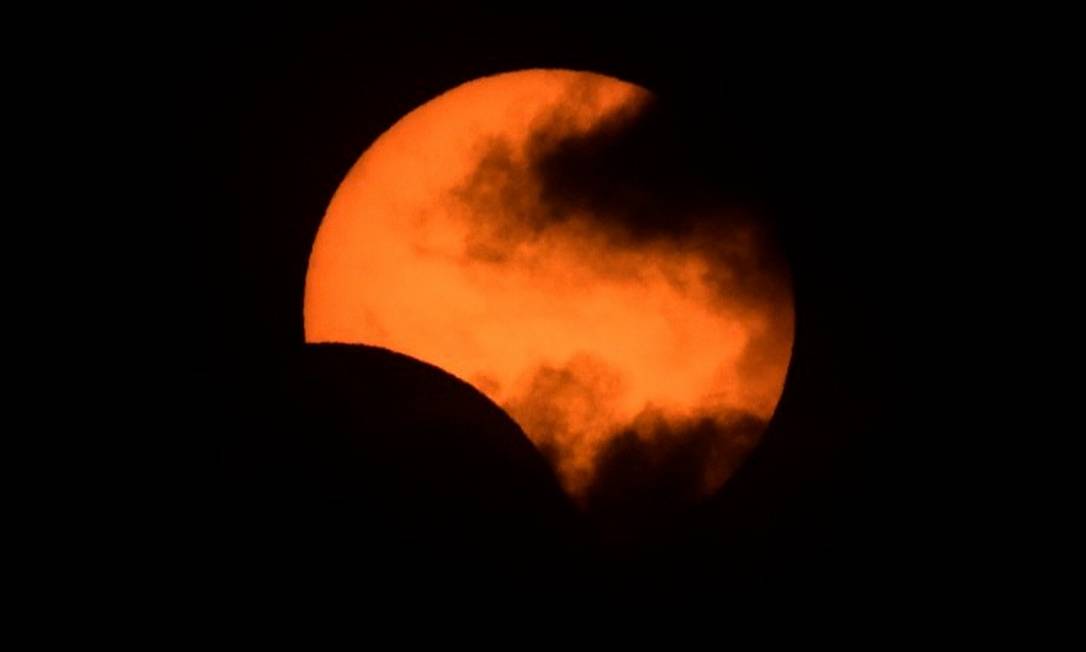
498 352 771 538
453 85 793 316
584 411 767 542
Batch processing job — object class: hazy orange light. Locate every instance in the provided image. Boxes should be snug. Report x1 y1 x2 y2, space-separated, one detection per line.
305 70 793 500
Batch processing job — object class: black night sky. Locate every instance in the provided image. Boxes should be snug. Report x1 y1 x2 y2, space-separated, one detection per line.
186 18 928 597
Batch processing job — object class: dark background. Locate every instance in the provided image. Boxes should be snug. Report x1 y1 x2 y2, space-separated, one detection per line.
181 17 931 597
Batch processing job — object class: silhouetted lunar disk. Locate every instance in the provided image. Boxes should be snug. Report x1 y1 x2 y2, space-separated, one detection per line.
305 69 794 505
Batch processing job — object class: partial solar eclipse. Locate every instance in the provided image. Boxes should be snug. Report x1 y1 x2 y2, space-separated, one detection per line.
305 69 794 503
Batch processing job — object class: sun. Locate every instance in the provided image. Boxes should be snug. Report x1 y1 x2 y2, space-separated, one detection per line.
305 69 794 501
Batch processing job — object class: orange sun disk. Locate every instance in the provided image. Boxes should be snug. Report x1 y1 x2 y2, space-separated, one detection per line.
304 69 794 500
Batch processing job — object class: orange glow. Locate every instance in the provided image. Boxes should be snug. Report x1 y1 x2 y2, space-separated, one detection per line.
305 70 794 500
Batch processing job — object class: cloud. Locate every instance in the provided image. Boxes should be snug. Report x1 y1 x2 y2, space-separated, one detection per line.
441 76 793 503
453 81 793 316
584 410 767 539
